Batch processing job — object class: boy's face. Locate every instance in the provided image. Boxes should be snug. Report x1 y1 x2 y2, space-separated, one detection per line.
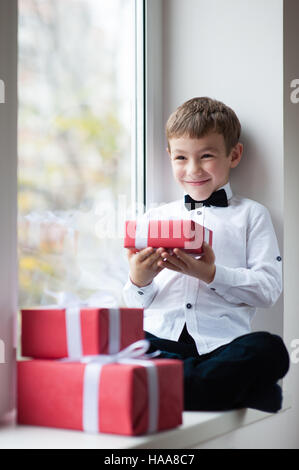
167 132 243 201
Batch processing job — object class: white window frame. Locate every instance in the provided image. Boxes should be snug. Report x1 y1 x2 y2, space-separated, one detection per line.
144 0 164 211
132 0 146 215
133 0 164 215
0 0 18 421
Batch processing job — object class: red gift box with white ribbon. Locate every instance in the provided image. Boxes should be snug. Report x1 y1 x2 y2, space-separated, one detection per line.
124 219 212 254
17 341 183 436
21 306 144 359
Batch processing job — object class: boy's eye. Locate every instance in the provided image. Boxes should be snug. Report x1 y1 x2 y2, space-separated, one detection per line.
173 154 213 160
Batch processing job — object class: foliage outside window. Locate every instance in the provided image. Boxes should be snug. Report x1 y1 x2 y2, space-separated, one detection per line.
18 0 134 309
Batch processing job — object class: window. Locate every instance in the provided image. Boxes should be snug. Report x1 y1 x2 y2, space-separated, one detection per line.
18 0 141 309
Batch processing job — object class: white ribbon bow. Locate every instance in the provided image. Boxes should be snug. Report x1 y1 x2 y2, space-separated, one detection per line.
61 340 160 435
61 338 160 364
45 289 121 357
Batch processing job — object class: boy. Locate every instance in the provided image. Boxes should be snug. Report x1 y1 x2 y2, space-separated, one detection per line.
123 97 289 412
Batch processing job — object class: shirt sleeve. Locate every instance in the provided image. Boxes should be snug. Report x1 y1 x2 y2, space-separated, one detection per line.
208 205 282 308
122 276 159 308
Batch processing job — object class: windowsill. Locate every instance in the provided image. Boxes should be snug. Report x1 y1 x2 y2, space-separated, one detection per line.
0 391 291 449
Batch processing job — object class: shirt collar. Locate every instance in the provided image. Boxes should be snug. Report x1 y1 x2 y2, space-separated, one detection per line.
219 181 233 201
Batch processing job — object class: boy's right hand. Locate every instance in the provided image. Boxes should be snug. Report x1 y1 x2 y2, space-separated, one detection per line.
127 247 165 287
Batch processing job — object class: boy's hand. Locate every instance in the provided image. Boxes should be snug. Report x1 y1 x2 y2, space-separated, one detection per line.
157 242 216 284
127 247 165 288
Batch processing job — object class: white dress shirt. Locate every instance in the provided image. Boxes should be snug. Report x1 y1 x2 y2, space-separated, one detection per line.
122 182 282 354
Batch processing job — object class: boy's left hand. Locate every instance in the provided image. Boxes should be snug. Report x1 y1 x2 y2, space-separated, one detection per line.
157 242 216 284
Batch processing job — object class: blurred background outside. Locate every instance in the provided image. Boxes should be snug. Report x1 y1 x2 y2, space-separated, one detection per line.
18 0 134 308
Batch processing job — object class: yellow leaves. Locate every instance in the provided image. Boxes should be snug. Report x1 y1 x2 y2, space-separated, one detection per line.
19 255 55 293
18 193 32 212
54 109 123 159
19 256 54 275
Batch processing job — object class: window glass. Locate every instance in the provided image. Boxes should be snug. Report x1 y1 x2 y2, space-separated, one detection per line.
18 0 134 307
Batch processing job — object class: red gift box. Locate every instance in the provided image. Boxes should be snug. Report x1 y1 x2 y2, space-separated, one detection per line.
17 358 183 435
124 219 212 254
21 307 144 359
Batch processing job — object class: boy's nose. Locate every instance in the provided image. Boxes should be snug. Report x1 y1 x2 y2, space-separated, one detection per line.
187 159 204 174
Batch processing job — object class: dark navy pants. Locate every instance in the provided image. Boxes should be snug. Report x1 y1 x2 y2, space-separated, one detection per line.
145 324 290 413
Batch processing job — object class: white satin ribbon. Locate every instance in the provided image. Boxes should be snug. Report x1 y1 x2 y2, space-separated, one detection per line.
68 340 160 434
45 290 121 358
65 305 83 358
83 362 103 433
108 308 120 354
135 218 149 250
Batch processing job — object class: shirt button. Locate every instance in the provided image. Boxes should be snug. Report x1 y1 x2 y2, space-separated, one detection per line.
186 303 192 309
210 287 216 291
197 210 202 215
137 290 144 295
276 256 282 262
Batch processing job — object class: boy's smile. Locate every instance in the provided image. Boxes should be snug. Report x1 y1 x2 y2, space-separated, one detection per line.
167 132 243 201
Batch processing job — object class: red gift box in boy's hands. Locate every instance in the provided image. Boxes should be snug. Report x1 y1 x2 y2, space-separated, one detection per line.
124 219 212 254
17 356 183 435
21 307 144 359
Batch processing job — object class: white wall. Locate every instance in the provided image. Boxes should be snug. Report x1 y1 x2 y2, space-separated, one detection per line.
0 0 18 420
149 0 299 448
161 0 284 335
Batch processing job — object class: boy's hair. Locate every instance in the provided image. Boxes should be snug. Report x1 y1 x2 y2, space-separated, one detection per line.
166 97 241 155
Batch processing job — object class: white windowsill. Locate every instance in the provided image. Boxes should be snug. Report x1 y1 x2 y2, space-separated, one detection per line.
0 392 291 449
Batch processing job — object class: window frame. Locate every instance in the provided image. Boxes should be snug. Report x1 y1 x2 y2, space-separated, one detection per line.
134 0 164 215
0 0 18 421
132 0 146 215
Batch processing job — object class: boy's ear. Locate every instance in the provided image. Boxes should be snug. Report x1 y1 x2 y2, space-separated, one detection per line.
166 147 171 157
230 143 243 168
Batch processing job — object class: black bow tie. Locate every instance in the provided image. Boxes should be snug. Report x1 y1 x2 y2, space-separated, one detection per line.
184 188 228 210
